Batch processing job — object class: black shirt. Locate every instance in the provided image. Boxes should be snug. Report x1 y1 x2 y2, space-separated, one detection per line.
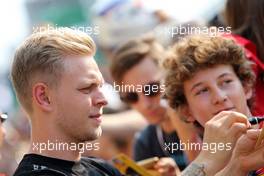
13 154 122 176
133 125 188 170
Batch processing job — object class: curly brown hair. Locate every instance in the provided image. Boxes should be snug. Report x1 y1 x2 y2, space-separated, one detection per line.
163 34 255 114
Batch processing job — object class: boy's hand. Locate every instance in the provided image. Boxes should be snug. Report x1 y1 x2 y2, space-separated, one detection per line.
216 129 264 176
197 111 250 175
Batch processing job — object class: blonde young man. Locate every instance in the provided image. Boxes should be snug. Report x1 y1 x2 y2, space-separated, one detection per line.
163 34 264 175
12 28 122 176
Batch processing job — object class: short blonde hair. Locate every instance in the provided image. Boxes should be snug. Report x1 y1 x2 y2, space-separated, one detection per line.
11 28 96 113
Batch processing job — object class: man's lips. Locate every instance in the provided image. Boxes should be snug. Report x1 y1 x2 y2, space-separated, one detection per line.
89 114 102 118
147 107 164 116
148 109 160 116
89 114 102 123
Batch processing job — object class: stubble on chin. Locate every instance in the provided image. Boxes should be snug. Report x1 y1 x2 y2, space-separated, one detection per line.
79 126 102 142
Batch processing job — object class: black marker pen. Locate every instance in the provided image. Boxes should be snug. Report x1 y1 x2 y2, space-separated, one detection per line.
248 116 264 125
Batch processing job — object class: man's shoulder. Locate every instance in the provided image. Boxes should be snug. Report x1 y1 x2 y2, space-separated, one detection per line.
81 156 109 165
81 156 122 176
14 169 67 176
135 125 157 141
13 154 68 176
14 154 122 176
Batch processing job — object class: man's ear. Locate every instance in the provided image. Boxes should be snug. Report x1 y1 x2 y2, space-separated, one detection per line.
32 83 53 112
178 105 195 123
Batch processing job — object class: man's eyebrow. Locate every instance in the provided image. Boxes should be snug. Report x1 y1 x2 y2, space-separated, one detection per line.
94 73 104 86
79 75 101 85
101 78 105 86
90 76 104 87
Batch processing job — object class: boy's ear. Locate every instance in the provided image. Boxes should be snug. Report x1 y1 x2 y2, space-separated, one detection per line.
243 84 253 100
179 105 195 123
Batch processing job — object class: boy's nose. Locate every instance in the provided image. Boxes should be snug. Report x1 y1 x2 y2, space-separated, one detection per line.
212 89 228 105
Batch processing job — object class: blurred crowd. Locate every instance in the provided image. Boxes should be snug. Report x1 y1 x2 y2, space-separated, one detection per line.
0 0 264 175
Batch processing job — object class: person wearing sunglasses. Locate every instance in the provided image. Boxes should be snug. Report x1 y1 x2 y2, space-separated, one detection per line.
110 36 199 175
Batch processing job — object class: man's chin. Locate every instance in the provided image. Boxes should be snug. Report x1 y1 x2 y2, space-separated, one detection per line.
94 127 102 138
150 117 164 125
87 127 102 141
76 126 102 142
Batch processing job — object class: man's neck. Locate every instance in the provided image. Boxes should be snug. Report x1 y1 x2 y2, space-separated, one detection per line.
29 124 82 162
160 115 175 133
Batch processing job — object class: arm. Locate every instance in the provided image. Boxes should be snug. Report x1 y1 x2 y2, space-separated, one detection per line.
180 151 222 176
181 162 206 176
101 110 147 138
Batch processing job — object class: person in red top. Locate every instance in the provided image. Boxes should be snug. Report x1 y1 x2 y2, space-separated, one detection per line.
223 0 264 116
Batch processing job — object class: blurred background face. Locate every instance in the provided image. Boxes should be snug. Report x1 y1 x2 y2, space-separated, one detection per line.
183 65 252 126
0 112 6 146
121 58 166 124
51 56 107 142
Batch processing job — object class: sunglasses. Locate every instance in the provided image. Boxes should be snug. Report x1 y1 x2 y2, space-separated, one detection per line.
0 113 8 123
120 82 161 104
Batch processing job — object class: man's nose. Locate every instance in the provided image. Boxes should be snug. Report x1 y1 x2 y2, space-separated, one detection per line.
139 93 153 109
93 88 108 107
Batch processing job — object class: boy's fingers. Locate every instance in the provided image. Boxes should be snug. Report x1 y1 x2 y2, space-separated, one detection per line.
246 129 261 139
240 148 264 170
234 129 262 155
228 123 248 140
219 111 249 128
